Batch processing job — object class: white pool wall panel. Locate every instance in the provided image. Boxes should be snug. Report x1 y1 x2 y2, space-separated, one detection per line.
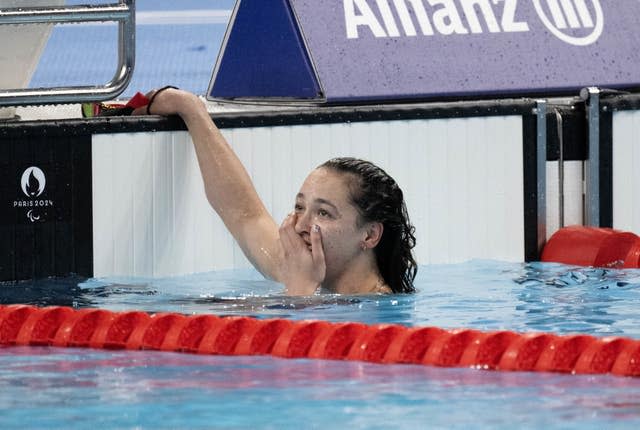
92 116 525 278
613 111 640 233
545 160 583 238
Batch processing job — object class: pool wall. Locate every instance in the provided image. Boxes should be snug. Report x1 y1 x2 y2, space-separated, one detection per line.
92 115 527 277
88 101 544 277
1 94 637 281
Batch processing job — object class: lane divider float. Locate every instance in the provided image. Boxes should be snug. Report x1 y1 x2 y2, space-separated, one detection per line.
542 225 640 268
1 304 639 377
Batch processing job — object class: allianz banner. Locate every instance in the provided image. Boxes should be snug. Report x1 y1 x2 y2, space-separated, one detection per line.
209 0 640 103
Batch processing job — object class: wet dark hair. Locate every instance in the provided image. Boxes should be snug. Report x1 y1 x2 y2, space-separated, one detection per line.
319 157 417 294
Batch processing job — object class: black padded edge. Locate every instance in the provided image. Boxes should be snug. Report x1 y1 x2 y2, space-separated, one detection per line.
599 110 613 227
522 113 540 262
0 99 538 138
600 93 640 111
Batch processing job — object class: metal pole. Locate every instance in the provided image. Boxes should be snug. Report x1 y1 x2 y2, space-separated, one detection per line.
0 0 135 106
536 100 547 254
554 109 564 229
0 4 130 24
581 87 601 227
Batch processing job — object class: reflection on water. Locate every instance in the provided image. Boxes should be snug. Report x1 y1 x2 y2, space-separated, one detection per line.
2 347 640 429
512 263 640 335
2 261 640 336
0 276 92 308
514 263 640 290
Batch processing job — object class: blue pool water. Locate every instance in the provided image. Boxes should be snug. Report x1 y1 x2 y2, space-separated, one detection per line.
17 3 640 427
2 260 640 429
30 0 233 97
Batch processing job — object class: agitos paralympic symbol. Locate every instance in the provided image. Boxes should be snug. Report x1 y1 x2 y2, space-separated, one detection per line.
344 0 604 46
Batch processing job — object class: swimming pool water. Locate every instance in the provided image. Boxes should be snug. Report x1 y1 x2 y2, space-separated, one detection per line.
5 260 640 335
2 260 640 429
2 347 640 430
30 0 231 97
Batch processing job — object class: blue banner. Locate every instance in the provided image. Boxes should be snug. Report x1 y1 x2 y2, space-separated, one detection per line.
209 0 640 103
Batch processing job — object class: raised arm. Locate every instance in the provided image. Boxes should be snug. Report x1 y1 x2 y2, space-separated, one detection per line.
135 89 283 281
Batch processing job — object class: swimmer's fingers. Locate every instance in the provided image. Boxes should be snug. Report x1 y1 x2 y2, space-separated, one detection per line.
278 214 293 250
279 216 324 295
130 89 160 116
279 213 300 253
130 86 186 116
129 105 146 116
310 224 326 270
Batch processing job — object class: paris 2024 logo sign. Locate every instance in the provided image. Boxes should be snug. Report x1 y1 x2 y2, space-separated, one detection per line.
21 166 46 198
14 166 54 223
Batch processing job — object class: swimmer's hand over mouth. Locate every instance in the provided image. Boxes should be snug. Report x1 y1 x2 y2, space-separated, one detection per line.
279 213 326 296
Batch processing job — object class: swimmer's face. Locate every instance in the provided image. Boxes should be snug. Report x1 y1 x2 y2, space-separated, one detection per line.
294 168 367 278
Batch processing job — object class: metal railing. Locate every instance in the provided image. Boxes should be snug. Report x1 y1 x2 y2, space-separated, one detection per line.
0 0 135 106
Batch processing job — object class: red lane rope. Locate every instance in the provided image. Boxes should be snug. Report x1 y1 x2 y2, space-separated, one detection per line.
1 304 639 377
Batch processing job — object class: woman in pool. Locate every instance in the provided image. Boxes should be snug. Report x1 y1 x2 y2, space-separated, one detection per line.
134 88 417 295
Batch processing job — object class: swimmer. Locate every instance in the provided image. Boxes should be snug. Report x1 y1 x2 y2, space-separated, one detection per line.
133 88 417 295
